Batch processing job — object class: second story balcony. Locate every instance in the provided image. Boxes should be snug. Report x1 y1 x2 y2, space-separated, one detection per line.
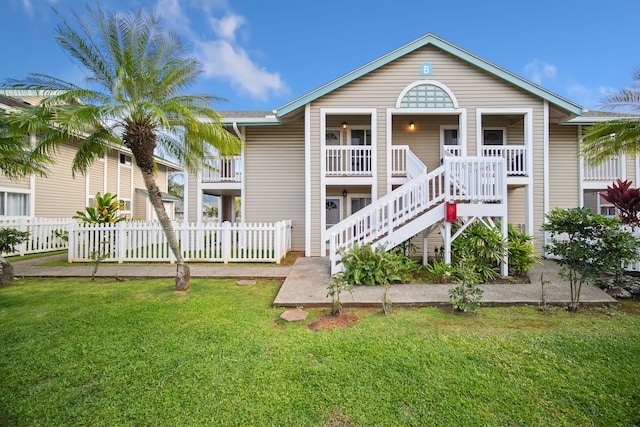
202 156 243 183
325 146 372 177
481 145 528 177
583 155 623 183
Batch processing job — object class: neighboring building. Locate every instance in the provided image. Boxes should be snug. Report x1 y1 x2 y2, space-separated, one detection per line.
179 33 637 267
0 94 182 220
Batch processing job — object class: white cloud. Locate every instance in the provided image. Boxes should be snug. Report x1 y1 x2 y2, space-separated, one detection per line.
523 59 557 85
21 0 32 14
209 14 246 41
154 0 286 102
197 39 288 100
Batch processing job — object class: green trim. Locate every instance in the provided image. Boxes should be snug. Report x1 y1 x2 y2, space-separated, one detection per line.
276 33 583 117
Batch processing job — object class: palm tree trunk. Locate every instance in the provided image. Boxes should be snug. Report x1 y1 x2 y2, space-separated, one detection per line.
141 170 190 291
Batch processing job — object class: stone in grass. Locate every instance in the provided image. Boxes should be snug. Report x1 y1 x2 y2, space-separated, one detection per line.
237 279 256 286
606 286 632 299
280 308 308 322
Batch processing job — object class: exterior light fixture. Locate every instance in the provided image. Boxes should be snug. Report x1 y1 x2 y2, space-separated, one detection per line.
342 189 348 198
409 122 415 131
342 121 348 130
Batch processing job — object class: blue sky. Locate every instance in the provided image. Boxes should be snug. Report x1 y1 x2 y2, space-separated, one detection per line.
2 0 639 112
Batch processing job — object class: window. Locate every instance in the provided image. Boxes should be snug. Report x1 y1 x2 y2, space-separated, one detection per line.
443 129 458 146
483 129 505 146
120 199 132 213
349 129 371 146
119 154 132 166
0 192 29 216
584 190 617 217
349 197 372 215
326 129 341 146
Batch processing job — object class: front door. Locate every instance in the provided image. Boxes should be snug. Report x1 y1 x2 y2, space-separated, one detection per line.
326 197 342 229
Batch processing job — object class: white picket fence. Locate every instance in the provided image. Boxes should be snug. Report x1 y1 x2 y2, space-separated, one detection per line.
68 220 292 264
0 217 69 256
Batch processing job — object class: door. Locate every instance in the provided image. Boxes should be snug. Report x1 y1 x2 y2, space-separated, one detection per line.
326 197 342 229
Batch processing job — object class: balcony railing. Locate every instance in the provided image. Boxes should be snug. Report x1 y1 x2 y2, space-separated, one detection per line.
583 156 622 181
443 145 463 157
202 156 242 183
326 146 372 176
391 145 427 179
481 145 528 176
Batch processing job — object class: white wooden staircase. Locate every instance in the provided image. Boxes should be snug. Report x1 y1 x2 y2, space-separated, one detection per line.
326 156 508 274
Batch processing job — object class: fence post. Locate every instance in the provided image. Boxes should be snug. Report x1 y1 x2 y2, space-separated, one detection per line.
223 221 231 264
18 217 27 256
67 221 74 263
118 221 125 263
275 221 282 264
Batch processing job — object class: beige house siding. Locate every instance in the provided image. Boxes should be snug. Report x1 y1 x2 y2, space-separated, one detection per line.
548 124 580 210
244 120 305 252
307 44 548 254
186 172 198 223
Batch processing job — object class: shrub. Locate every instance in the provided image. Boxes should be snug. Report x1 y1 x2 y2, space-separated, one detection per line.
425 260 454 283
452 221 506 282
507 225 539 276
327 273 353 316
340 243 418 286
73 192 126 224
449 260 483 313
0 228 29 254
543 207 640 311
600 179 640 226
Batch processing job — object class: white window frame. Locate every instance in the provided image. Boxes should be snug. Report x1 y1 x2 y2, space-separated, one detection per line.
440 125 461 159
119 153 132 167
348 127 372 146
482 128 508 146
347 194 372 216
0 190 30 216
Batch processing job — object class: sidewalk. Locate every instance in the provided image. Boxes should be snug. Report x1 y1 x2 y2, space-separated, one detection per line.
11 253 617 307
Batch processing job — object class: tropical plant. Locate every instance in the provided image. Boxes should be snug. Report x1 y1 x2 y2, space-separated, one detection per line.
1 5 241 290
73 192 125 225
507 225 539 276
448 259 483 313
600 179 640 226
425 259 454 283
543 207 640 311
340 243 417 286
0 227 29 286
580 67 640 166
452 221 506 282
327 273 353 316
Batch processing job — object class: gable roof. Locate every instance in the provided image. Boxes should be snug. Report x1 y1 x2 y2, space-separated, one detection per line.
275 33 584 117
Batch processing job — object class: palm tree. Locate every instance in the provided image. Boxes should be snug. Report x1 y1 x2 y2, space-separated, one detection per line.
580 67 640 165
1 5 241 290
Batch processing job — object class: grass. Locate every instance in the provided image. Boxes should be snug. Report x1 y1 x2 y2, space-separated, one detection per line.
1 277 639 426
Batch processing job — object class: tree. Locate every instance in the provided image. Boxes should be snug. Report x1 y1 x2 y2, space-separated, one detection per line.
0 106 50 179
1 5 241 290
542 207 640 312
580 67 640 165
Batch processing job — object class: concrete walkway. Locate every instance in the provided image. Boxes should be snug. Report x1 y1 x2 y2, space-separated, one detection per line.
272 257 617 307
11 253 616 307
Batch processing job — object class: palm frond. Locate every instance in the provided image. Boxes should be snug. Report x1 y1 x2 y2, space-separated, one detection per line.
580 120 640 165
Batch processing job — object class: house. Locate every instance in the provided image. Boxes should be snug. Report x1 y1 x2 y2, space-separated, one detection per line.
182 33 636 272
0 94 182 221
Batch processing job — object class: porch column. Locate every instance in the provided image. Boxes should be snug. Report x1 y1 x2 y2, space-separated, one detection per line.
220 195 235 222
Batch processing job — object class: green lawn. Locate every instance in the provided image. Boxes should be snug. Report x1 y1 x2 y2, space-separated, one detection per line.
1 278 639 426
